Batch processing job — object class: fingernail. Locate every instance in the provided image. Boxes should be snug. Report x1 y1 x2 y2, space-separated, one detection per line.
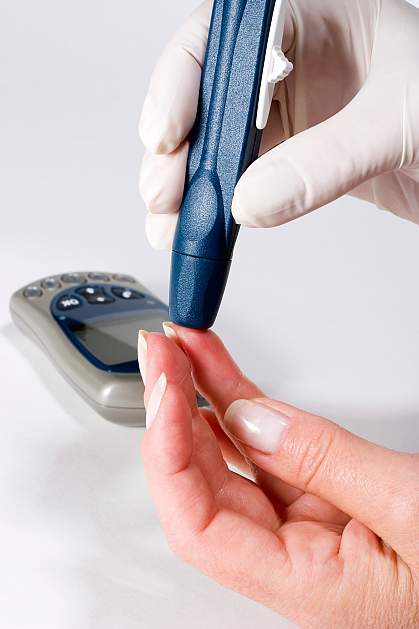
146 372 167 428
223 399 289 454
162 322 179 342
138 330 148 385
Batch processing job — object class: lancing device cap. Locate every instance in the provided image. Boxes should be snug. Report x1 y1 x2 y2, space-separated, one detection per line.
168 0 292 330
170 253 231 329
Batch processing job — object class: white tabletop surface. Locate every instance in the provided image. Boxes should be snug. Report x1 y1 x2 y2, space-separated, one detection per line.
1 1 419 628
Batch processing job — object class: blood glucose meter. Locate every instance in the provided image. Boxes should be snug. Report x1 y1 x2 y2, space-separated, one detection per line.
10 271 178 426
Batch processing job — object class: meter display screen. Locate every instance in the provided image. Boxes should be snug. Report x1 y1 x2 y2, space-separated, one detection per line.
71 312 166 366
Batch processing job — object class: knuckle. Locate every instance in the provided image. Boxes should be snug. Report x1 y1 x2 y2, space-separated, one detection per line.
293 423 339 492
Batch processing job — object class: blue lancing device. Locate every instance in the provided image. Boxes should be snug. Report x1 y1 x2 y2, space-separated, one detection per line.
169 0 292 329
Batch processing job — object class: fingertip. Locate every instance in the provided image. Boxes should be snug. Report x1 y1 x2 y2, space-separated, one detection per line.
164 326 262 415
162 322 181 345
139 96 181 155
164 324 215 357
232 151 307 228
139 40 202 156
140 145 188 214
231 168 262 228
145 332 196 410
145 212 178 251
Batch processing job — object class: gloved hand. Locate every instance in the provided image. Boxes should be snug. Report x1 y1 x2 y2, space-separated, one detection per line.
139 327 419 628
139 0 419 250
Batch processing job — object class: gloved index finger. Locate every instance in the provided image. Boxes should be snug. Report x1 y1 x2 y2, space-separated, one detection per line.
139 1 211 155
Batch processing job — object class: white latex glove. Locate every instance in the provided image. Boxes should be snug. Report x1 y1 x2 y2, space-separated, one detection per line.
139 0 419 250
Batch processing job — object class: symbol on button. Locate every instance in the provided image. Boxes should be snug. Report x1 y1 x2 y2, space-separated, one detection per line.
58 296 81 311
77 286 114 305
112 287 144 300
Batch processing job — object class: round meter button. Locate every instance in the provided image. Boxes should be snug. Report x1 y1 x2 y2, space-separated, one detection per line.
23 286 43 298
88 272 110 281
41 277 61 290
112 274 135 283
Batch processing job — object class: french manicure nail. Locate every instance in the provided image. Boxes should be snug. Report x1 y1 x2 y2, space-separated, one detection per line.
223 399 289 454
146 372 167 429
162 322 178 342
138 330 148 385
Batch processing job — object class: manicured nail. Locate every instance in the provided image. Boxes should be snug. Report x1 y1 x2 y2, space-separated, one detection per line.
146 373 167 429
162 322 178 342
138 330 148 385
223 399 289 454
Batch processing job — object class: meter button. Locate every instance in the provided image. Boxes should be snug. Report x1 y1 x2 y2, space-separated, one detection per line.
23 286 43 298
41 277 61 290
61 273 86 284
112 287 144 300
88 272 110 281
112 274 135 283
77 286 115 305
57 296 81 311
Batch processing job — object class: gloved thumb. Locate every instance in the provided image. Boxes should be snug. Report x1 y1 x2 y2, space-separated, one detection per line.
222 396 418 561
232 85 403 227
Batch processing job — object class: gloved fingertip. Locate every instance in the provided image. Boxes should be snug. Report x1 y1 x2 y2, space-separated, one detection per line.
139 96 180 155
145 212 178 251
232 158 308 228
140 147 187 215
231 193 258 228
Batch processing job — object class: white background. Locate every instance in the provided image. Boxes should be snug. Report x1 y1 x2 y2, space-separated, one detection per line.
1 1 419 628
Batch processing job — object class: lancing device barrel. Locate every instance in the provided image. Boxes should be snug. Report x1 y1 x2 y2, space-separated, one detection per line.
169 0 277 329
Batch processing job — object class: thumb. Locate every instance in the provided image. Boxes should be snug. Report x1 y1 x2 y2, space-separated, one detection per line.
222 397 418 561
232 86 402 227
